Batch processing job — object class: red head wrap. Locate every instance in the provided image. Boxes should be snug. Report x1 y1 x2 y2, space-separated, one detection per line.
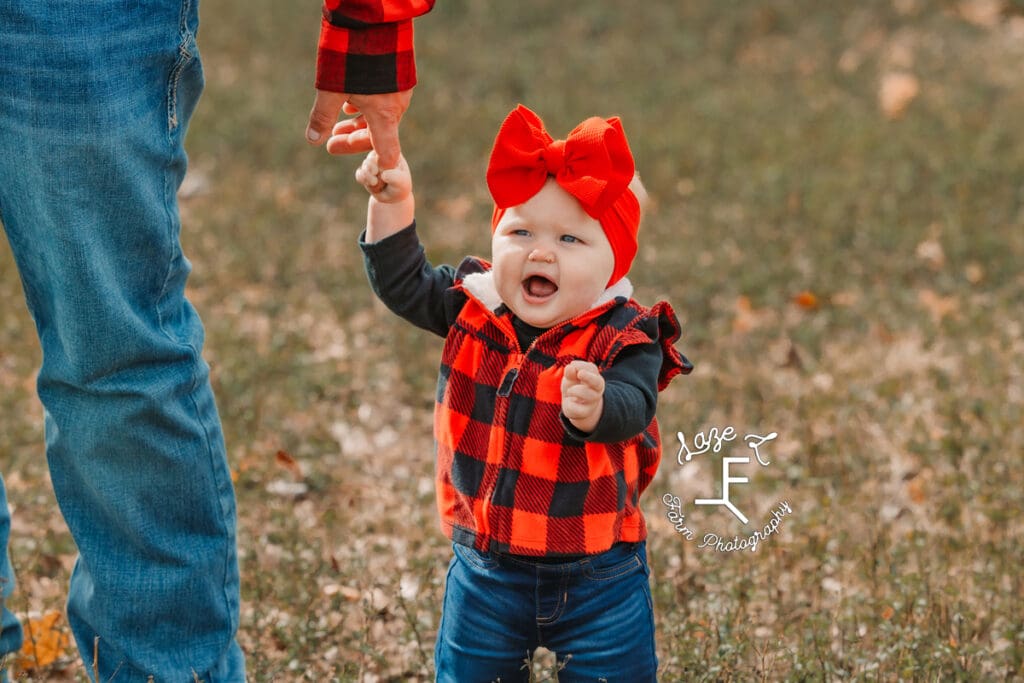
486 105 641 287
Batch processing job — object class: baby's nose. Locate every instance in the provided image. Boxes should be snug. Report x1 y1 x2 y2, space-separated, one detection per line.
528 248 555 264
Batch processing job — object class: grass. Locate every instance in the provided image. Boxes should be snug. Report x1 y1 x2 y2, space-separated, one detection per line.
1 0 1023 680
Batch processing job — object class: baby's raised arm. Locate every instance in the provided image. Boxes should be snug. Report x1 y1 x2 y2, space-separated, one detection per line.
356 150 415 243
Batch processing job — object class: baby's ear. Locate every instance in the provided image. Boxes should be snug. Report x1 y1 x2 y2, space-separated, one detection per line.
629 173 649 213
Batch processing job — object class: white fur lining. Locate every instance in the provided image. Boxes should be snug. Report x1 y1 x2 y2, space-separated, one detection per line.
461 270 634 314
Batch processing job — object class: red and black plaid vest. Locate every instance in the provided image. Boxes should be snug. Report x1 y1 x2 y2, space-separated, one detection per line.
434 263 689 557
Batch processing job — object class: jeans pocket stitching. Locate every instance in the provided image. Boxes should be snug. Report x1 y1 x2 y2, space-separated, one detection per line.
454 544 498 570
167 0 197 131
583 554 642 582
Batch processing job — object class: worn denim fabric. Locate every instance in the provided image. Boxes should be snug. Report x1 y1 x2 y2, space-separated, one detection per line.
0 1 244 680
0 479 19 672
435 541 658 682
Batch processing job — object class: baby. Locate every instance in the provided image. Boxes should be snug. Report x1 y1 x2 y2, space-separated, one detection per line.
352 105 691 681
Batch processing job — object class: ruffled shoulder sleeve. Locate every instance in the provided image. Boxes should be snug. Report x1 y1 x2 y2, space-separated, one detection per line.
645 301 694 391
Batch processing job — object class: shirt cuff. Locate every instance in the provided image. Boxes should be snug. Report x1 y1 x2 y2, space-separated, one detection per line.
316 18 416 94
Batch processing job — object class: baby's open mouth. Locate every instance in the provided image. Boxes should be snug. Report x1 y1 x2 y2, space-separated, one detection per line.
523 275 558 299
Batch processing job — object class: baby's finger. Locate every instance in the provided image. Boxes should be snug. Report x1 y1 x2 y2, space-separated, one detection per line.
354 165 372 187
560 366 579 394
564 383 600 405
364 152 380 176
578 367 605 392
379 166 407 188
562 391 590 410
355 163 381 191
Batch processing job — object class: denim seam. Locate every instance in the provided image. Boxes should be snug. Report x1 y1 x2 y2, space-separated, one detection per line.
156 1 238 679
582 555 642 582
534 568 568 626
434 555 458 673
166 0 196 132
453 544 498 570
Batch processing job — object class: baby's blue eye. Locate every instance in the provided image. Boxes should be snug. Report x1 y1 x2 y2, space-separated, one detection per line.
560 234 581 244
513 229 530 237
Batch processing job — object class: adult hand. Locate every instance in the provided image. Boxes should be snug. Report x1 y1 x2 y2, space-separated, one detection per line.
305 89 412 170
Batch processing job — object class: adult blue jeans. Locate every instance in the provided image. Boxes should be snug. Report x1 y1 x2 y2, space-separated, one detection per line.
0 1 244 680
435 541 658 682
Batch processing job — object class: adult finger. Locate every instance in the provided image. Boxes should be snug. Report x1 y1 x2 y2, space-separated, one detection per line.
363 112 402 168
326 128 373 156
306 90 348 145
331 116 367 137
349 90 412 169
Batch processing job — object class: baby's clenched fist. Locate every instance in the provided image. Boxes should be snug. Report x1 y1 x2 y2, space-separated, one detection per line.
355 150 412 204
561 360 605 434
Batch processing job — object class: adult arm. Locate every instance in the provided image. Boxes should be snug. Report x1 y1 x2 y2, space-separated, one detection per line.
307 0 436 167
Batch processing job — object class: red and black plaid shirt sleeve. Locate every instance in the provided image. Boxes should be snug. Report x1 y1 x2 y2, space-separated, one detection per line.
316 0 435 94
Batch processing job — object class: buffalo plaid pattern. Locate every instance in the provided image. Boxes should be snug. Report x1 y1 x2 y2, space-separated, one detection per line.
434 264 689 557
316 0 434 93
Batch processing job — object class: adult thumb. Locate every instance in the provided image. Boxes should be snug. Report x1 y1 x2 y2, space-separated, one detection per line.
306 90 347 144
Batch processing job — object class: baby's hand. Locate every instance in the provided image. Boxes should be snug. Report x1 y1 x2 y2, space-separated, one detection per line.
355 150 412 204
561 360 605 434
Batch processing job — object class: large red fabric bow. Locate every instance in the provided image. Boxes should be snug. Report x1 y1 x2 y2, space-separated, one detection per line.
486 105 641 286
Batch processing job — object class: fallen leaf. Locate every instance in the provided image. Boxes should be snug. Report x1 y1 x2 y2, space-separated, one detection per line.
918 289 959 323
275 449 303 480
906 477 926 504
793 290 820 310
881 605 895 620
16 610 71 670
879 72 920 119
732 295 770 334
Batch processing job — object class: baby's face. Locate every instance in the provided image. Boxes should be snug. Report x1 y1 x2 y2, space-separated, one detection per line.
491 179 615 329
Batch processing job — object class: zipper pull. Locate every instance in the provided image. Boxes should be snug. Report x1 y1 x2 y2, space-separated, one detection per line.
497 367 519 397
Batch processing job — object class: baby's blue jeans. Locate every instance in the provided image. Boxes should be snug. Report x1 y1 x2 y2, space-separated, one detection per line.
435 541 659 682
0 1 244 680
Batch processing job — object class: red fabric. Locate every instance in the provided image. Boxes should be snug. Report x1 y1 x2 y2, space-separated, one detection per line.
322 0 433 24
487 105 641 287
316 0 433 93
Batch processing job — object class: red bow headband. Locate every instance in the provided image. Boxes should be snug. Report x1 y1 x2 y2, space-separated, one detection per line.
486 105 641 287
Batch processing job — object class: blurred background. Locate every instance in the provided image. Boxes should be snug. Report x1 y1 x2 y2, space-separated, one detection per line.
2 0 1022 679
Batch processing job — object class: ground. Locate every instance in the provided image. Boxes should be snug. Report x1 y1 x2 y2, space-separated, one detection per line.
1 0 1022 680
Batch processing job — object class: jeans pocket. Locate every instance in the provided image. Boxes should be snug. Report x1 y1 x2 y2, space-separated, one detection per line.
452 542 499 570
167 0 201 132
582 549 643 583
